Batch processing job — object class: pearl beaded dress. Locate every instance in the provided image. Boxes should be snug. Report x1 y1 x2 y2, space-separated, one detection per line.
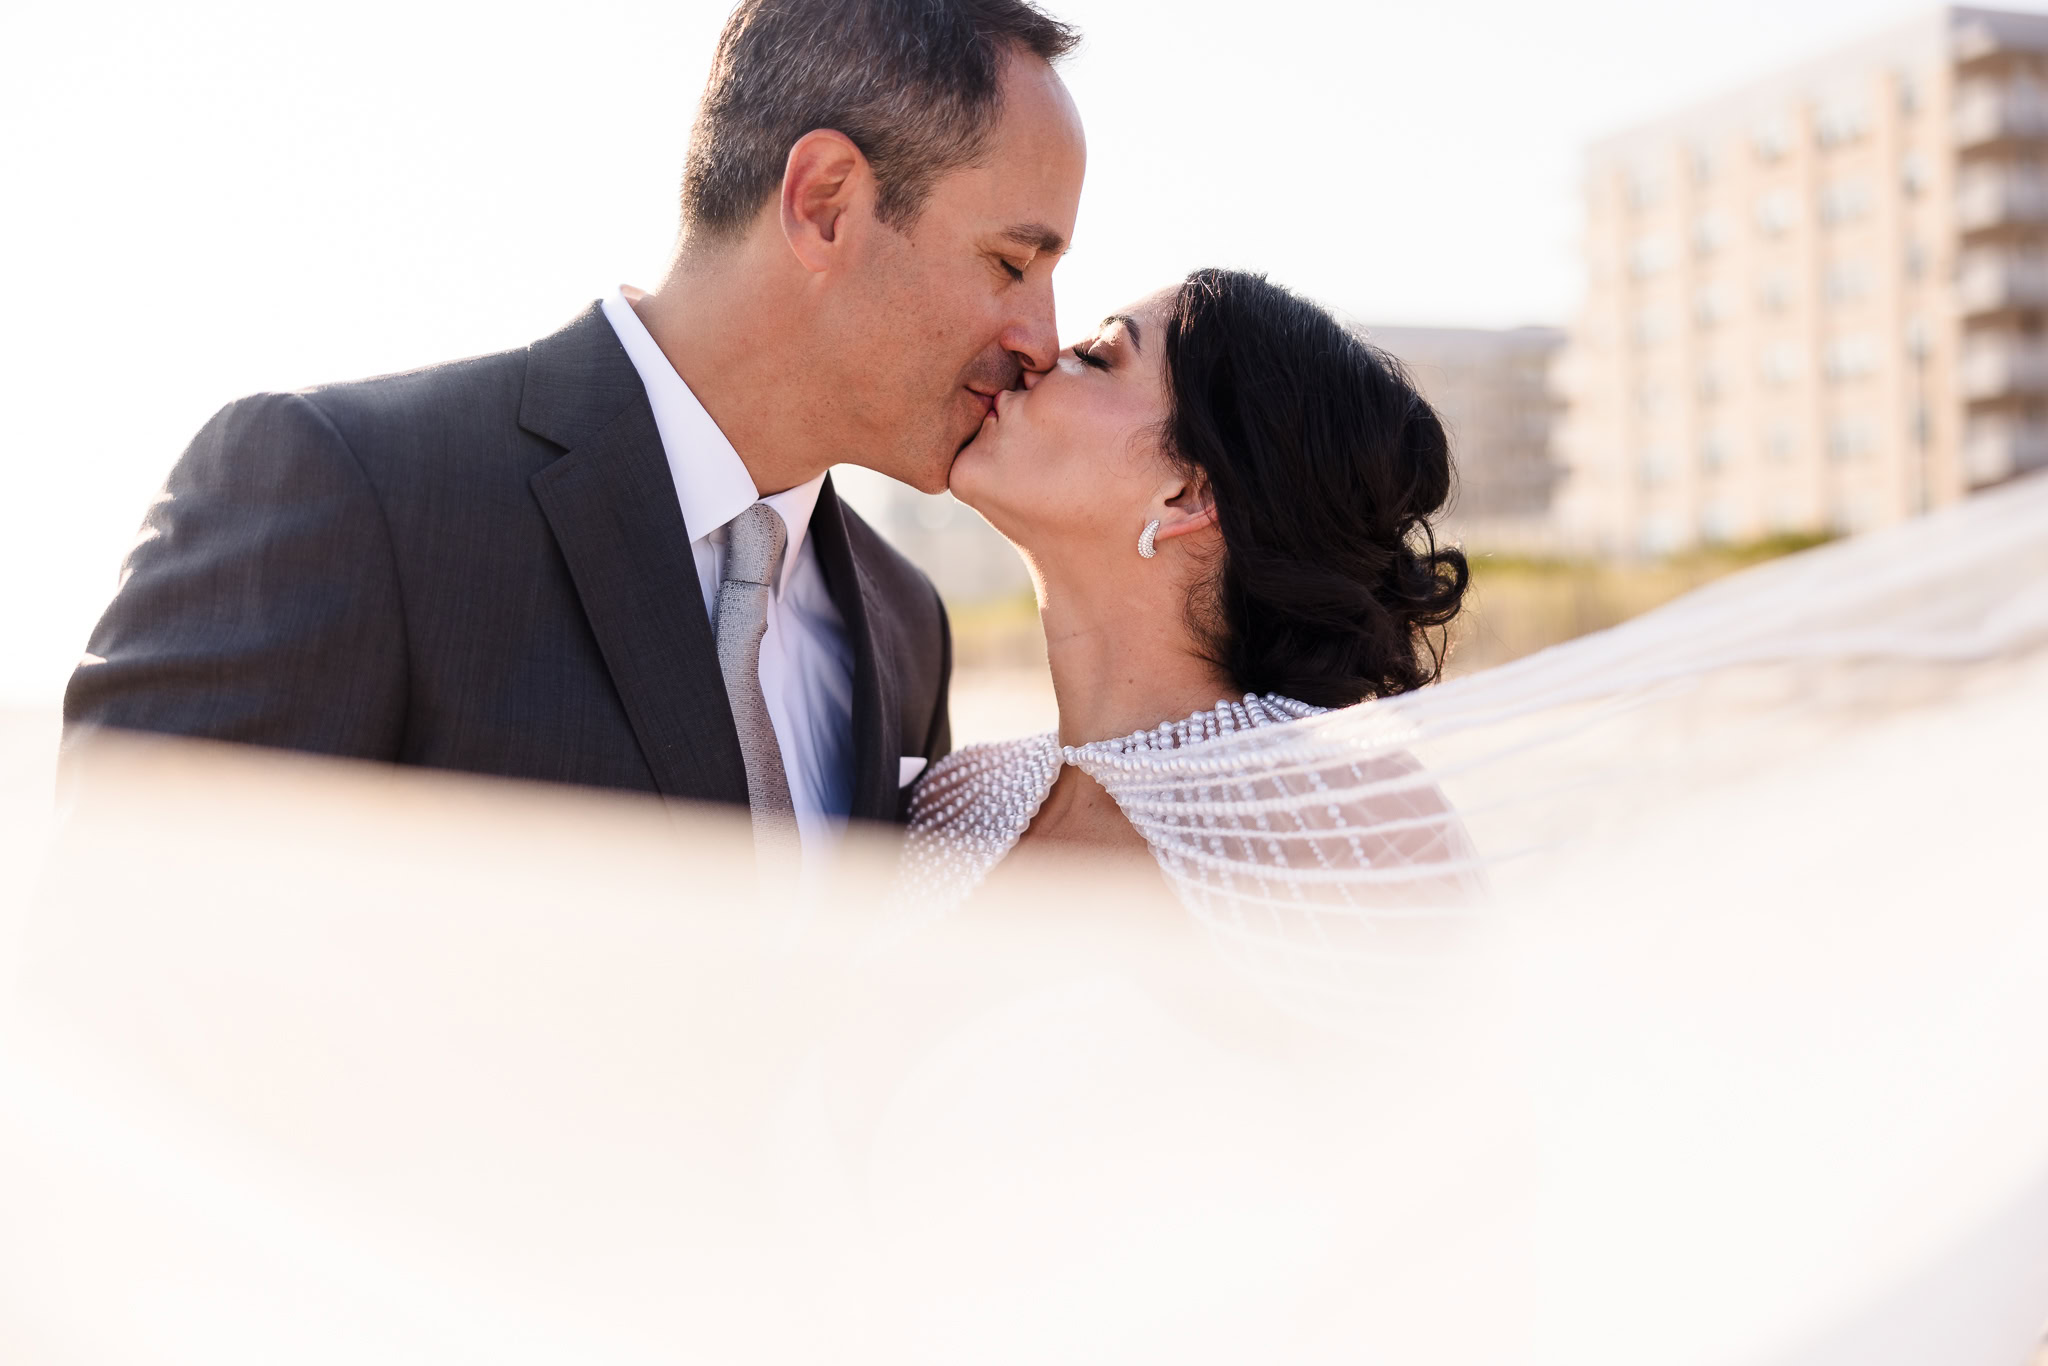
901 692 1484 920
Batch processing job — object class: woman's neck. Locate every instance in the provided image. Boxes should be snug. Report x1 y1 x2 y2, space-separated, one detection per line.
1033 562 1237 750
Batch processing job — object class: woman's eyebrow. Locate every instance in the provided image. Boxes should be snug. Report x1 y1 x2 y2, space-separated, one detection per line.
1103 314 1142 351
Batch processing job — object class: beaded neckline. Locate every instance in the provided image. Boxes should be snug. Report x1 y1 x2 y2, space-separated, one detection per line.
1061 693 1322 765
899 693 1327 914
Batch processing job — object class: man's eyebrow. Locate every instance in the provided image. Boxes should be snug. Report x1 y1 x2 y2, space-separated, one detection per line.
1003 223 1068 255
1104 314 1142 350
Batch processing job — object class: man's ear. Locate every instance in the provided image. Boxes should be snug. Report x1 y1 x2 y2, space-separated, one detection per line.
1152 472 1219 544
780 129 870 274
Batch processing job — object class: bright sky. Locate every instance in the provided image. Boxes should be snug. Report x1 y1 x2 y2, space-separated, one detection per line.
0 0 1980 702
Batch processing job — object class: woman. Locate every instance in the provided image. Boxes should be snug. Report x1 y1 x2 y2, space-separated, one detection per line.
901 269 1479 918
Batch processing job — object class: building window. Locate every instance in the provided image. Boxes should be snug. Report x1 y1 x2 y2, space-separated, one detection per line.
1691 144 1719 184
1825 333 1879 381
1632 307 1671 346
1815 97 1872 149
1698 364 1726 402
1701 500 1740 544
1905 315 1931 359
1694 280 1731 327
1639 444 1678 488
1630 234 1674 277
1901 152 1929 197
1825 259 1873 307
1905 240 1928 281
1898 70 1921 116
1627 167 1665 211
1754 116 1792 162
1700 429 1732 472
1819 178 1873 227
1829 416 1876 461
1693 209 1729 255
1766 420 1800 464
1759 271 1795 313
1755 188 1800 235
1761 340 1804 386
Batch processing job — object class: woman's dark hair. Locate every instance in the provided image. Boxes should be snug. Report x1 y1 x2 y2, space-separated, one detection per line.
1160 268 1469 708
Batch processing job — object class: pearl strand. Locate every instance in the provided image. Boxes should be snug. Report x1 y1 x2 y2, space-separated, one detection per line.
899 692 1328 913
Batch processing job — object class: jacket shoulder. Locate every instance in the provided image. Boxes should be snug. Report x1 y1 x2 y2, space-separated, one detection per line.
291 344 530 442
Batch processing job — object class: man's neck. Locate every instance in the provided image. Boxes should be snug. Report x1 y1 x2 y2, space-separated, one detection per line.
629 249 829 498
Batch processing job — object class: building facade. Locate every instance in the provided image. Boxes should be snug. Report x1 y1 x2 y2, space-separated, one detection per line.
1559 6 2048 556
1363 325 1567 550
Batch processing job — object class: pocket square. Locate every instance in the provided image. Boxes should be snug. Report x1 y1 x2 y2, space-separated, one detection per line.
898 756 928 786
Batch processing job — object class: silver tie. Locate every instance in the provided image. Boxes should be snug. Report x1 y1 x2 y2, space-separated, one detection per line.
714 503 796 839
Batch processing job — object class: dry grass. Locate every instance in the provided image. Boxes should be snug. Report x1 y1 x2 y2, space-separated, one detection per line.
1443 534 1830 677
945 532 1831 703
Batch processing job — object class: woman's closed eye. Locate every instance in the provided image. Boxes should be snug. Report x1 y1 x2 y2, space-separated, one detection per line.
1072 341 1110 371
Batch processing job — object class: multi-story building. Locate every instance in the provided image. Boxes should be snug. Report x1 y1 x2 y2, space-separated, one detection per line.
1363 325 1567 549
1559 5 2048 556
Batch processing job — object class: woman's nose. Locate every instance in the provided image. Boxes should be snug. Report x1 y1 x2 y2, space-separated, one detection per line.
1021 367 1046 391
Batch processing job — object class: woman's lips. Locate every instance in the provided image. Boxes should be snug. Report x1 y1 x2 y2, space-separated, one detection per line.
968 388 999 422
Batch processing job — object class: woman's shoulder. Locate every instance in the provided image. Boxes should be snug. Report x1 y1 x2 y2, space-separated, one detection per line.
907 733 1064 833
898 732 1067 912
1061 692 1483 905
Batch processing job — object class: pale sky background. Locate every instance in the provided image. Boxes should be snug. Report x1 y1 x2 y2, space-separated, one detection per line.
0 0 1980 703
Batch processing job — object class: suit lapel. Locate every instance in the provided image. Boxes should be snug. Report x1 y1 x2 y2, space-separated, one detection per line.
521 305 749 806
811 476 903 822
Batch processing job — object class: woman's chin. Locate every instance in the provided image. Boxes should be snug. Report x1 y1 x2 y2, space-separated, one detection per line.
945 436 996 509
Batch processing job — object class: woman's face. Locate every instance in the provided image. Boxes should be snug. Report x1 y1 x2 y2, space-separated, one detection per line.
947 287 1179 559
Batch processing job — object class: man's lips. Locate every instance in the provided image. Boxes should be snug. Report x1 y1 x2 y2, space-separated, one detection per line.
966 387 999 421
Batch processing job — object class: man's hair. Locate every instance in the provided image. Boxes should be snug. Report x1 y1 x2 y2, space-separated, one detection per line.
681 0 1079 236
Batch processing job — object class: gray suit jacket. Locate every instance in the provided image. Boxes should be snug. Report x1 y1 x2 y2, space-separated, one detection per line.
65 303 953 822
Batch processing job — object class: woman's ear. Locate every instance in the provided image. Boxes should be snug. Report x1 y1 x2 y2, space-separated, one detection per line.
780 129 869 273
1152 472 1219 544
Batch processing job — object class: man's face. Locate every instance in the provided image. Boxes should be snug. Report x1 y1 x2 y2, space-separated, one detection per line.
825 54 1085 494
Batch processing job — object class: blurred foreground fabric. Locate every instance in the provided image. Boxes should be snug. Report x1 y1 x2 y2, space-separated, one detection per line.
4 474 2047 1364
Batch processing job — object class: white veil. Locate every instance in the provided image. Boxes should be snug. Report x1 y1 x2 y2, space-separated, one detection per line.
1069 469 2048 1025
4 473 2046 1365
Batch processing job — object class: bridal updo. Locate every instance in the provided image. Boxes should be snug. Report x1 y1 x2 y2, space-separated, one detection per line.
1161 268 1469 708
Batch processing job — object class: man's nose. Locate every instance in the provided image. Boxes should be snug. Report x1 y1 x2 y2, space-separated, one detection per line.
1001 288 1059 376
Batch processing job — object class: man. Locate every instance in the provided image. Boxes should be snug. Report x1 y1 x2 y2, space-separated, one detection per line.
64 0 1087 855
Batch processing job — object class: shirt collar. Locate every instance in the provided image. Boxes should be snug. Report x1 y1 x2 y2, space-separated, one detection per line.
601 288 824 595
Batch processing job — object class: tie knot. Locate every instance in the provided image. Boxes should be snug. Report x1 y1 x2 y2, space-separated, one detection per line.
722 502 788 589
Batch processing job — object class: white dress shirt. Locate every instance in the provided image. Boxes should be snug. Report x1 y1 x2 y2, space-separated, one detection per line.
601 290 855 859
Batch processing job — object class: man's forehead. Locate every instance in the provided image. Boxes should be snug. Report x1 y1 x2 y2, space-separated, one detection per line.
918 167 1076 249
973 55 1084 237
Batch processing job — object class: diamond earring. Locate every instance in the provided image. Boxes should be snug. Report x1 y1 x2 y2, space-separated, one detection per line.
1137 519 1160 559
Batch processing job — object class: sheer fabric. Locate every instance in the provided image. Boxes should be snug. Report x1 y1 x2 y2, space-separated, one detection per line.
904 471 2048 1021
903 694 1486 1024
